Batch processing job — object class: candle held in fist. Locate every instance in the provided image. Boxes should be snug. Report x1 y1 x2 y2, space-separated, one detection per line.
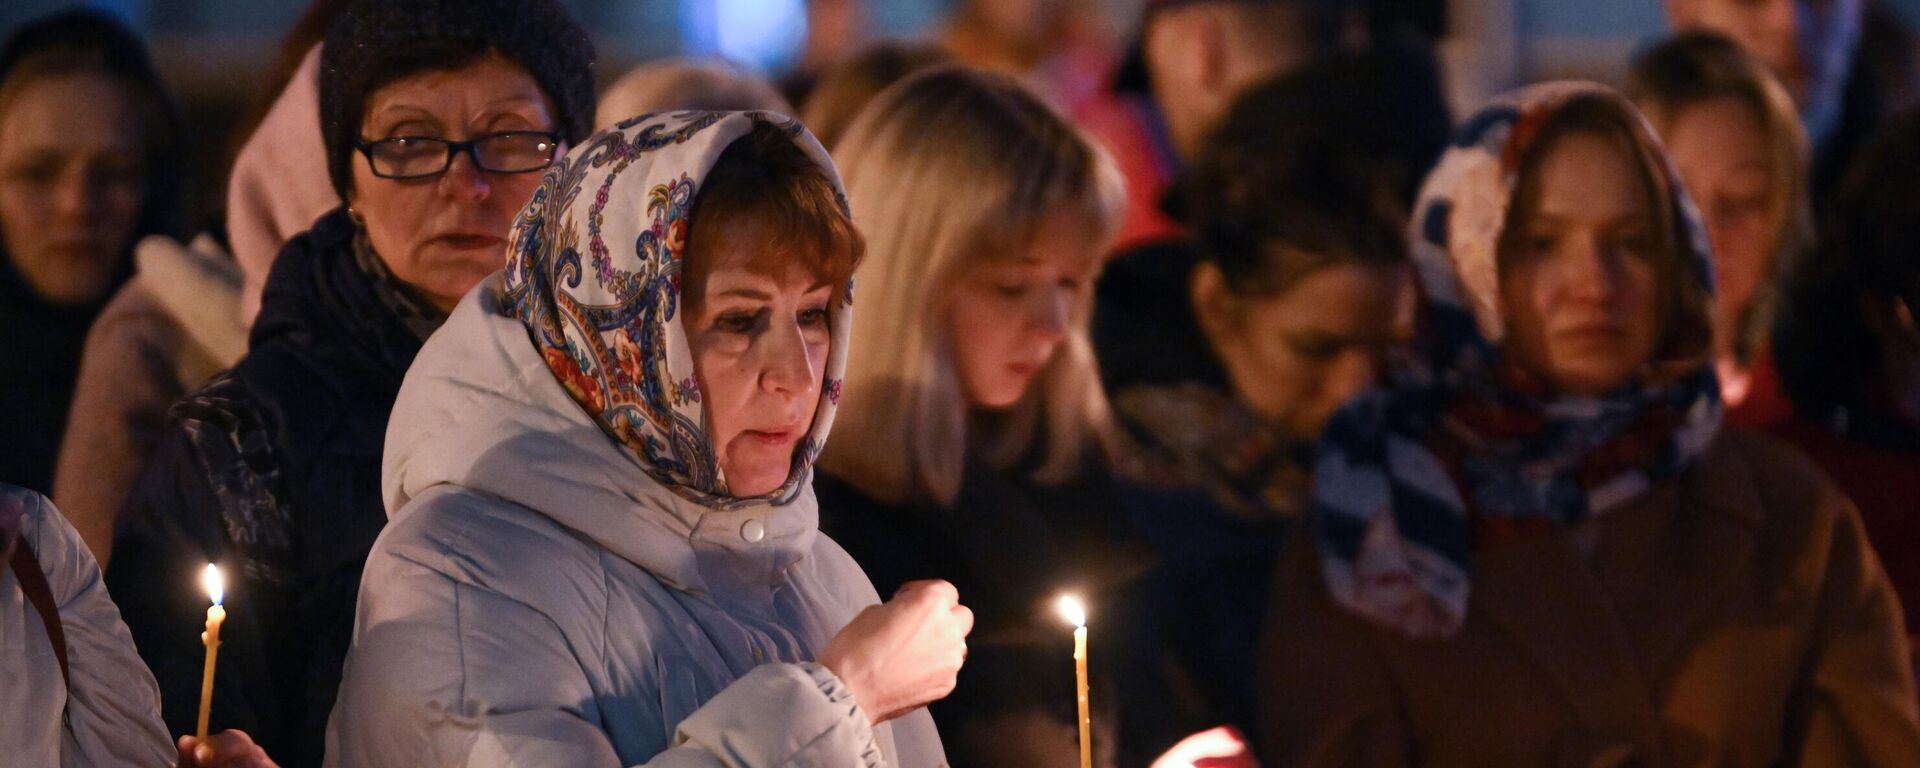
197 564 225 741
1058 595 1092 768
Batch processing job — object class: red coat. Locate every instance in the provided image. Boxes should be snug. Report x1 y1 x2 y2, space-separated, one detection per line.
1771 411 1920 671
1074 92 1183 252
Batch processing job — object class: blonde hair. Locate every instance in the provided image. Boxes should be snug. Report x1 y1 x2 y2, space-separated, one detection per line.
800 40 950 151
822 65 1124 506
595 58 790 131
1627 32 1814 362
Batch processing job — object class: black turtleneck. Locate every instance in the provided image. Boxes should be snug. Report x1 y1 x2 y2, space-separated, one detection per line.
0 248 125 493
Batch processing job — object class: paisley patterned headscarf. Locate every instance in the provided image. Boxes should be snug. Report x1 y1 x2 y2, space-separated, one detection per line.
502 111 853 509
1311 82 1723 638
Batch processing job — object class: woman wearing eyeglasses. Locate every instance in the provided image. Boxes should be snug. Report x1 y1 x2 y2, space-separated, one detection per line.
103 2 595 765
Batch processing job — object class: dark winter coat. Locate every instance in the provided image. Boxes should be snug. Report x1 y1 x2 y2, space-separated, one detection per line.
0 254 117 494
1093 240 1301 766
107 207 425 767
815 459 1141 764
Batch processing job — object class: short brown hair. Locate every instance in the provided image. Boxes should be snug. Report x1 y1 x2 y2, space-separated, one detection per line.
683 120 865 310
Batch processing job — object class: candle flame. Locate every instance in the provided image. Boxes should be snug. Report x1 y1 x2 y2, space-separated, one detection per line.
203 564 224 606
1057 594 1086 628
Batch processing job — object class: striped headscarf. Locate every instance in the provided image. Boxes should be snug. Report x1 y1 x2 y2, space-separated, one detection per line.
1311 82 1723 637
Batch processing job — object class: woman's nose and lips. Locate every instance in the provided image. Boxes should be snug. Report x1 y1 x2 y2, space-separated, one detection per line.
948 212 1102 410
1500 131 1666 397
348 53 559 314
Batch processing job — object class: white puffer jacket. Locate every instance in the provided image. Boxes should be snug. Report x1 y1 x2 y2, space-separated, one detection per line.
1 486 173 767
324 279 946 767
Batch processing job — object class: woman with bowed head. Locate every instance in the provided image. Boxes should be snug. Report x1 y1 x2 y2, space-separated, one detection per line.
1091 61 1424 765
326 112 966 766
817 66 1132 765
1627 31 1813 426
105 0 595 763
1260 83 1920 765
0 8 185 495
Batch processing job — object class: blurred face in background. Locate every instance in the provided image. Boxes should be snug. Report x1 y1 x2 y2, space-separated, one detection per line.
0 71 147 307
349 53 557 313
1195 259 1414 440
1661 95 1784 358
802 0 868 70
1666 0 1861 107
1144 2 1322 160
947 210 1102 409
968 0 1064 47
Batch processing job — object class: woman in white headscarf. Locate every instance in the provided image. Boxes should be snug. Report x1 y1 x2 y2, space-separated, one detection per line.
326 111 966 767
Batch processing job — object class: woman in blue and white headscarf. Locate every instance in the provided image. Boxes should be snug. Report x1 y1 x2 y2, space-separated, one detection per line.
1259 82 1920 766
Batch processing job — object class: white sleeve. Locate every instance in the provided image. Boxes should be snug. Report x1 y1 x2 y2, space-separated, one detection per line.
654 662 884 768
19 490 175 767
328 553 883 768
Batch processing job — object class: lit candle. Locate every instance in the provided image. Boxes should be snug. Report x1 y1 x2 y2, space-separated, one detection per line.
1057 595 1091 768
196 564 225 742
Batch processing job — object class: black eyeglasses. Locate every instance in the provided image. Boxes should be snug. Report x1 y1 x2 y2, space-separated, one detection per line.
355 131 560 180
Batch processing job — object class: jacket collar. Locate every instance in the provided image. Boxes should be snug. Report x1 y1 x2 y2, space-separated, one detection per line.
385 276 818 604
250 206 428 391
1589 431 1764 686
1466 432 1761 734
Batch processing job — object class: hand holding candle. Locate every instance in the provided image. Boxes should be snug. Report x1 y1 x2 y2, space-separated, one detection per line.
177 730 281 768
1057 595 1092 768
197 564 225 742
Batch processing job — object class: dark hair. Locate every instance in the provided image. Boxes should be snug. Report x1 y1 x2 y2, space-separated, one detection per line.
1500 93 1711 364
684 120 865 312
1113 0 1364 94
229 0 351 160
0 8 187 244
1775 111 1920 418
319 0 596 198
935 637 1104 767
1627 32 1792 122
1181 55 1419 299
800 40 951 151
1224 0 1362 57
266 0 352 102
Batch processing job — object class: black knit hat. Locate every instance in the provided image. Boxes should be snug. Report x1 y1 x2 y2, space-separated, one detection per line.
319 0 596 198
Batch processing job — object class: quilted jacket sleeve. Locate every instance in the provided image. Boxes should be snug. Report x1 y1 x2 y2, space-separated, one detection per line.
9 489 175 767
326 518 884 768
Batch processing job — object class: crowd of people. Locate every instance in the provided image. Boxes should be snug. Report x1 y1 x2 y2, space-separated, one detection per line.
6 0 1920 765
